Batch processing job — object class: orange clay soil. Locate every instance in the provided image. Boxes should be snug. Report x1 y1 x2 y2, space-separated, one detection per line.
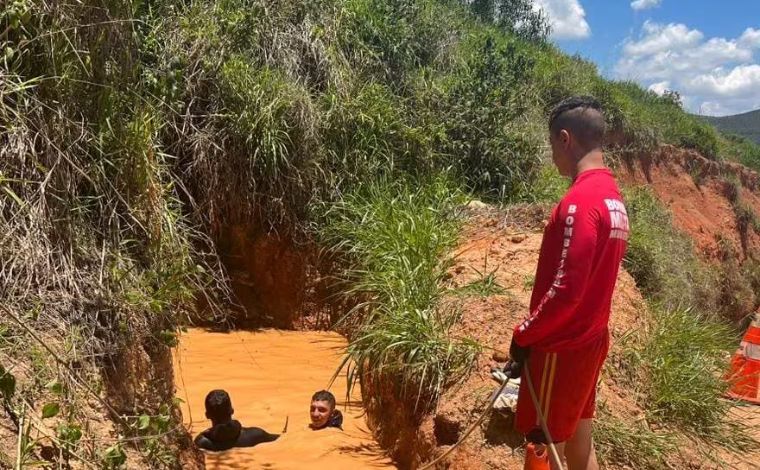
619 145 760 260
419 205 759 470
418 206 646 470
173 328 396 470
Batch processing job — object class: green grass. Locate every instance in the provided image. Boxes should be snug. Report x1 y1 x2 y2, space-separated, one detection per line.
619 305 757 454
594 405 674 470
456 270 507 297
623 186 716 311
525 164 569 203
720 134 760 172
608 303 755 465
320 179 480 408
641 308 735 437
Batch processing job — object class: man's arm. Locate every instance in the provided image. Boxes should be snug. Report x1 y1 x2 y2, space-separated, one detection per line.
195 430 234 452
512 201 599 347
237 427 280 447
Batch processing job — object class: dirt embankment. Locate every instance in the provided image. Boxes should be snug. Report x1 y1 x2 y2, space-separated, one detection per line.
178 153 760 469
395 205 647 470
619 145 760 261
356 149 760 469
397 204 759 470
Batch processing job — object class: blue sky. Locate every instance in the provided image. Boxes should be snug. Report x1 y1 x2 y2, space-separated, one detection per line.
535 0 760 116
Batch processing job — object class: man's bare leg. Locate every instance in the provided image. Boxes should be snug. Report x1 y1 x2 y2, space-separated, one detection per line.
563 419 599 470
548 442 566 470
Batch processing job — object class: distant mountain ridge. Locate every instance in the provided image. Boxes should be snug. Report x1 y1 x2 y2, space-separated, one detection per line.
700 109 760 144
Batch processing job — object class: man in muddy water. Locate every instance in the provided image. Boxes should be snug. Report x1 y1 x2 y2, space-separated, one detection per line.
507 96 629 470
309 390 344 430
195 389 280 451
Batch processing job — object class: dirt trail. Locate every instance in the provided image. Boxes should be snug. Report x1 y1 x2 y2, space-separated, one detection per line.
173 328 396 469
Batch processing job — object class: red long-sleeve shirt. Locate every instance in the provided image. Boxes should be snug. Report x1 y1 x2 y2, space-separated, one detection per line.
513 168 629 352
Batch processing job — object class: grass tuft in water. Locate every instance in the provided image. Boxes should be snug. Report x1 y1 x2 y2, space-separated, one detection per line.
320 178 480 409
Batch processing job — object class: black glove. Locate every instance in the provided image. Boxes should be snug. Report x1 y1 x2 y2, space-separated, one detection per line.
502 359 523 379
509 337 530 364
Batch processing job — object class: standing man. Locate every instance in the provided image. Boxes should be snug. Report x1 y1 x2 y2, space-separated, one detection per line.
509 97 629 470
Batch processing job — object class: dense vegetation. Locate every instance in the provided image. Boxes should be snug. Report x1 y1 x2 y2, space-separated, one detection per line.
2 0 759 468
602 186 759 467
320 179 480 409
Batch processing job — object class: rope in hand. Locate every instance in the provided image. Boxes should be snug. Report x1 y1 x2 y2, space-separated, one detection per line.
418 362 566 470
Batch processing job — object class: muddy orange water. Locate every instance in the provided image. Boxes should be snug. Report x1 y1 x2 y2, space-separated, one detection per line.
173 328 396 469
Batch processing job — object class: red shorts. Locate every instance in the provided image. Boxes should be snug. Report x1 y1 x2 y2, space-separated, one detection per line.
515 334 609 443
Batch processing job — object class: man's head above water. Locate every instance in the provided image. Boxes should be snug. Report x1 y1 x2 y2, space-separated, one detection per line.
205 389 234 424
548 96 607 177
309 390 337 430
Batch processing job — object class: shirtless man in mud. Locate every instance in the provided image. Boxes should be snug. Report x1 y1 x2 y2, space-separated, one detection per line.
507 96 629 470
195 389 280 451
309 390 343 431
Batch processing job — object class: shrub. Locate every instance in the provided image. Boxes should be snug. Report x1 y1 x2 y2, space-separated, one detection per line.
742 257 760 314
525 165 568 203
438 29 541 200
319 179 480 407
466 0 550 42
716 239 757 323
722 176 741 204
734 203 759 237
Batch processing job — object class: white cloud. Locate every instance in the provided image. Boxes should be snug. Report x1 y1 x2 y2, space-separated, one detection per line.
533 0 591 40
631 0 662 11
622 22 702 57
648 81 671 95
631 0 662 10
739 28 760 48
616 21 760 116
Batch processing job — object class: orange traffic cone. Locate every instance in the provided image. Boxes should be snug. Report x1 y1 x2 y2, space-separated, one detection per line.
726 313 760 404
524 443 550 470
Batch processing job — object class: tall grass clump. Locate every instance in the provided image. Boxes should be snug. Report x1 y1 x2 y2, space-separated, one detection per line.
642 308 734 432
627 307 755 452
319 179 480 408
0 1 224 467
594 406 674 470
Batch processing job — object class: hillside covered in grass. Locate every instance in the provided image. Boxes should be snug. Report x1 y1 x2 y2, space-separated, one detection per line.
2 0 760 468
703 109 760 145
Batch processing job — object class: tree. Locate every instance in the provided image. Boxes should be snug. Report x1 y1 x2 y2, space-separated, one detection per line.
464 0 550 42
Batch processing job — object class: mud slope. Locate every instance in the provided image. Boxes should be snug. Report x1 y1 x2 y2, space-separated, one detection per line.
413 205 759 470
620 145 760 260
421 206 645 470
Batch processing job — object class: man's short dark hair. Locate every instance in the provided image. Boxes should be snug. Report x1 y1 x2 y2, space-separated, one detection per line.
311 390 336 409
205 389 233 422
549 96 606 150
